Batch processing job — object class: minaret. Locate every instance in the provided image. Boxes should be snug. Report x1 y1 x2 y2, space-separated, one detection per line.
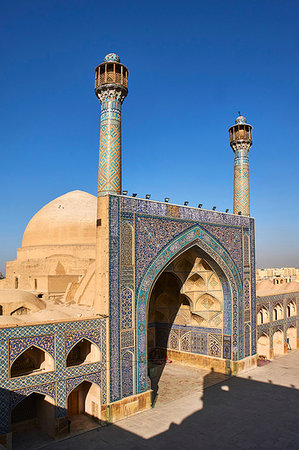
229 114 253 216
94 53 129 314
94 53 129 195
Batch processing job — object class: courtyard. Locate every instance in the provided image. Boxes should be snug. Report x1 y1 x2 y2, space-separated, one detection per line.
12 350 299 449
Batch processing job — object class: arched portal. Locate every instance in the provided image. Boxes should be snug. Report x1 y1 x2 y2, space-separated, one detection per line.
66 339 101 367
257 333 270 360
67 381 101 421
287 326 297 350
273 330 284 357
136 225 242 395
11 393 55 437
11 346 54 378
147 245 229 400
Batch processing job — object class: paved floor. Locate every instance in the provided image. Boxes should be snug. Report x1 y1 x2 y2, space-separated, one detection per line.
150 361 228 406
39 350 299 450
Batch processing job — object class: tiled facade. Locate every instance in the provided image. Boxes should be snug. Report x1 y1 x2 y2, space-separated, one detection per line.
256 292 299 347
0 318 107 435
109 195 256 402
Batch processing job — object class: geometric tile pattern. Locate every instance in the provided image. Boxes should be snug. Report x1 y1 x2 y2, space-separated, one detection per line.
244 323 251 357
223 335 231 359
64 329 102 357
121 329 134 348
10 382 56 410
0 318 107 434
121 288 133 329
9 334 55 366
208 333 222 357
109 195 121 402
233 145 250 216
121 351 134 398
66 372 101 397
98 94 124 196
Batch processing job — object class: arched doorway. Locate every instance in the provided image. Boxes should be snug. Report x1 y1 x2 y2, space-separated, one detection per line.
147 246 226 403
257 333 270 360
66 339 101 367
67 381 101 427
273 330 284 357
287 326 297 350
11 393 55 437
10 346 54 378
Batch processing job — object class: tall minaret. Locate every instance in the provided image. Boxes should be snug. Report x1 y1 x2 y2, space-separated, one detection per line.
229 114 253 216
94 53 129 314
95 53 129 195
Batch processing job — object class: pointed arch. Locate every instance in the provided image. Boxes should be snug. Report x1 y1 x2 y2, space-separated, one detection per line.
66 374 101 398
10 345 54 378
66 338 101 367
67 380 101 419
136 225 242 393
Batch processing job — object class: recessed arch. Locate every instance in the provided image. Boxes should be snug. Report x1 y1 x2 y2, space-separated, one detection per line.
273 329 284 357
257 333 270 360
11 392 56 437
10 345 54 378
273 303 284 321
66 338 101 367
286 325 297 350
136 226 242 393
287 300 296 318
257 305 269 325
67 381 101 420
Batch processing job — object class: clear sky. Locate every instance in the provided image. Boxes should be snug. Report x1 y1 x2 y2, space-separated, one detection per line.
1 0 298 274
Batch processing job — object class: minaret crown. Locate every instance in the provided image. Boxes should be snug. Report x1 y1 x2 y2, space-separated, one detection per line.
94 53 128 99
229 114 252 150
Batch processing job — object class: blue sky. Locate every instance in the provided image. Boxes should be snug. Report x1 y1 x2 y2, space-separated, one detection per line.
1 0 298 273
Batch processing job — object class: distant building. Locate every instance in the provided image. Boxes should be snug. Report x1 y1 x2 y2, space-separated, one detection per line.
256 279 299 359
256 267 299 281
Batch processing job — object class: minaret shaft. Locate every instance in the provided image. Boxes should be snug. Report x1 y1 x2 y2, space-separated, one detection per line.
233 144 250 215
98 96 122 195
229 115 253 217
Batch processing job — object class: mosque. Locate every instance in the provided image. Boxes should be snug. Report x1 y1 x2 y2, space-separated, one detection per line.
0 53 297 447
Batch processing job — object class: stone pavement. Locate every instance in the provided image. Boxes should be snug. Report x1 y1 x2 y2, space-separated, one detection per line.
30 351 299 449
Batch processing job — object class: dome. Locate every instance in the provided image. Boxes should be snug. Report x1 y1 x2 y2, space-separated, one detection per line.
22 190 97 247
235 115 247 124
104 53 120 63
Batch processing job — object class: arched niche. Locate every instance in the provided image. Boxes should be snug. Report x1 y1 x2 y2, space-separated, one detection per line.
120 222 134 266
66 339 101 367
10 346 54 378
67 381 101 420
287 325 297 350
287 300 296 318
257 306 269 325
273 329 284 357
257 333 270 360
11 392 55 436
273 303 284 321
